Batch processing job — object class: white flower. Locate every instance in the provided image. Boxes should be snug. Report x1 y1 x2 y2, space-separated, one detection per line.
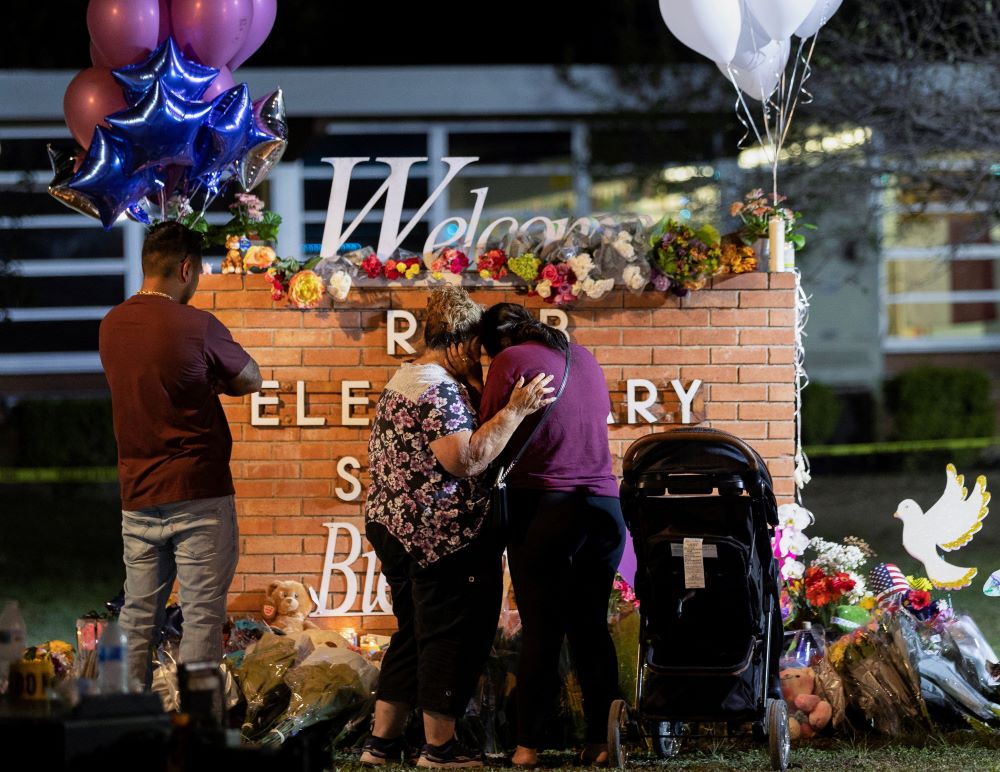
327 270 352 301
622 265 647 291
612 232 636 260
779 529 810 558
536 279 552 299
778 503 814 532
781 559 805 581
581 277 615 300
846 572 867 603
567 252 594 280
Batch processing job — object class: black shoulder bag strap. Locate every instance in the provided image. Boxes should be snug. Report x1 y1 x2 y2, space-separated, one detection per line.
495 344 572 490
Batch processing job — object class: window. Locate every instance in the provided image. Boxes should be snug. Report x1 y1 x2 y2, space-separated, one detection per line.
883 204 1000 352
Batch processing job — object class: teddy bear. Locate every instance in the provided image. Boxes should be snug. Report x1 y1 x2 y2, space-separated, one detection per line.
262 580 318 635
779 666 833 740
221 234 245 274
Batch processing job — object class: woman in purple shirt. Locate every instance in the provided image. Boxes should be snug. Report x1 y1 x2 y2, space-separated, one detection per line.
479 303 626 768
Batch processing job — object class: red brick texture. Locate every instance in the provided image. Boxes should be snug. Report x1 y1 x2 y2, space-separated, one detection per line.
200 272 798 627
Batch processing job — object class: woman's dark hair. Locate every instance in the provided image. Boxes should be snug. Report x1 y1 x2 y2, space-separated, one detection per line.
481 303 570 357
141 221 203 278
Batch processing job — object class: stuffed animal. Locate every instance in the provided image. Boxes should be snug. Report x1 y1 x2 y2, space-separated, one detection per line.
780 666 833 740
262 580 318 634
221 234 245 274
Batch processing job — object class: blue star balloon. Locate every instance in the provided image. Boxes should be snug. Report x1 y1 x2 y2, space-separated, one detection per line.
106 79 214 172
66 127 163 229
112 37 219 104
193 84 257 181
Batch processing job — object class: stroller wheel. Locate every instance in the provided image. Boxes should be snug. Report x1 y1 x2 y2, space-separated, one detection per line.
766 698 790 771
653 721 683 759
607 699 628 769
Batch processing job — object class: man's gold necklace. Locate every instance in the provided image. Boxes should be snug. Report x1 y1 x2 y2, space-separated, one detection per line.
135 289 175 300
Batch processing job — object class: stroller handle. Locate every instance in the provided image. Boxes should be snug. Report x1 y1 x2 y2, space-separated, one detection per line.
622 427 762 477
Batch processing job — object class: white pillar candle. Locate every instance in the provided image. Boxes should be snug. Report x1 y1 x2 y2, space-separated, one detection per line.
768 215 785 272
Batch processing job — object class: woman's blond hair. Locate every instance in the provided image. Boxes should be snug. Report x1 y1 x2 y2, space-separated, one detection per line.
424 285 482 349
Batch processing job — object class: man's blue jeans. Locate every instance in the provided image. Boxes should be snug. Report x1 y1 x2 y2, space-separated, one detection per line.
119 495 239 688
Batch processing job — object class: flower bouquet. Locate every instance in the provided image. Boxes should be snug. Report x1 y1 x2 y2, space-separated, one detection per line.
211 192 282 245
648 218 724 295
238 632 299 741
258 645 378 748
826 613 932 736
591 218 651 294
783 535 876 631
265 255 323 306
476 248 508 282
428 247 469 281
728 188 814 251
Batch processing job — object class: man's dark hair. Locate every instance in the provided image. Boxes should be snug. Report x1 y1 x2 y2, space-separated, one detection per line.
141 221 203 278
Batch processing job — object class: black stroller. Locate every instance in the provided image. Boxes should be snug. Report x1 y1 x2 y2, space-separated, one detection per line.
608 428 789 770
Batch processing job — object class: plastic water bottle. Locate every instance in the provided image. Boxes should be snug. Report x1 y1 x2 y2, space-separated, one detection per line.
0 600 27 694
97 619 130 694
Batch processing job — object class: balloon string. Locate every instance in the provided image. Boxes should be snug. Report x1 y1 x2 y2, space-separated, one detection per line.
727 64 769 154
778 33 818 151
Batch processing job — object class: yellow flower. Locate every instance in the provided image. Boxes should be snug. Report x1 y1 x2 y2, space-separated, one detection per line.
405 264 420 280
479 269 491 280
860 594 876 611
288 270 325 309
431 271 444 280
907 576 933 592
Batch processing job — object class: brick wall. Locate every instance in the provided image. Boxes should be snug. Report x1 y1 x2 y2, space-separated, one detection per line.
194 271 799 631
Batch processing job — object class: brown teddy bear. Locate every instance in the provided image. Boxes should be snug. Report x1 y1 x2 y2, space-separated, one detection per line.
221 234 245 274
262 580 318 634
780 666 833 740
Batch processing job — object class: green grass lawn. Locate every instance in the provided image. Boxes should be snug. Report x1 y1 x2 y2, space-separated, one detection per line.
326 733 1000 771
0 483 124 645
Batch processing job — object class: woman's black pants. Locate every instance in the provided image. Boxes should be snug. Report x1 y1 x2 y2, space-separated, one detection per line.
506 489 626 747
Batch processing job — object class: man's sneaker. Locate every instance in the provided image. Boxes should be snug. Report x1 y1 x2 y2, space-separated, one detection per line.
416 739 484 768
360 734 409 766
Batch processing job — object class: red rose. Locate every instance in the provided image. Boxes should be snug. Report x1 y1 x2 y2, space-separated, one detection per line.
906 590 931 611
361 254 382 279
541 264 559 282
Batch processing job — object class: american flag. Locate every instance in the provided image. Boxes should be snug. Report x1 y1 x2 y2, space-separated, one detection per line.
870 563 909 604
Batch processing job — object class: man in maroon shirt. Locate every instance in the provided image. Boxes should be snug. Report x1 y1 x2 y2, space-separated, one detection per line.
99 222 261 688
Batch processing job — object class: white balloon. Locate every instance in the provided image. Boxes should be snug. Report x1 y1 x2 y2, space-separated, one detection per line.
717 38 791 101
658 0 743 64
795 0 843 38
730 9 773 70
744 0 814 41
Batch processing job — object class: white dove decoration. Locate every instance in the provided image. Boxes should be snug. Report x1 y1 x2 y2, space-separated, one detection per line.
895 464 991 590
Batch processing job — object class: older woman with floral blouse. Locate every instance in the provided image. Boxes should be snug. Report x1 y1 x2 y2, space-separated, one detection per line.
361 286 554 769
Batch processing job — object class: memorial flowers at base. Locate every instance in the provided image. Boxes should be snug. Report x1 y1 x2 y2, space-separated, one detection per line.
649 219 724 295
250 196 808 306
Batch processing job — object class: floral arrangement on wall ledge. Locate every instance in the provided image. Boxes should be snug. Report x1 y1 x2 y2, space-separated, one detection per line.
214 192 811 310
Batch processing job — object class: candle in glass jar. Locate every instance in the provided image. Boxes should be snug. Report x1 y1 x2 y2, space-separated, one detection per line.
768 215 785 272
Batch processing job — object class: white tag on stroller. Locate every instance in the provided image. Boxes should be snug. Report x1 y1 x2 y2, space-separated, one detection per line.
671 544 718 559
682 537 706 589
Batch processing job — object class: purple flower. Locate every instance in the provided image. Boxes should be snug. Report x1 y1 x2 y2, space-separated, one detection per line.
651 271 672 292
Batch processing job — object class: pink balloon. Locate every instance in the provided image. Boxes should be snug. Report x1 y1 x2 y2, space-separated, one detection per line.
170 0 254 68
227 0 276 71
89 40 113 68
201 67 237 102
63 68 128 149
87 0 161 68
157 0 172 42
